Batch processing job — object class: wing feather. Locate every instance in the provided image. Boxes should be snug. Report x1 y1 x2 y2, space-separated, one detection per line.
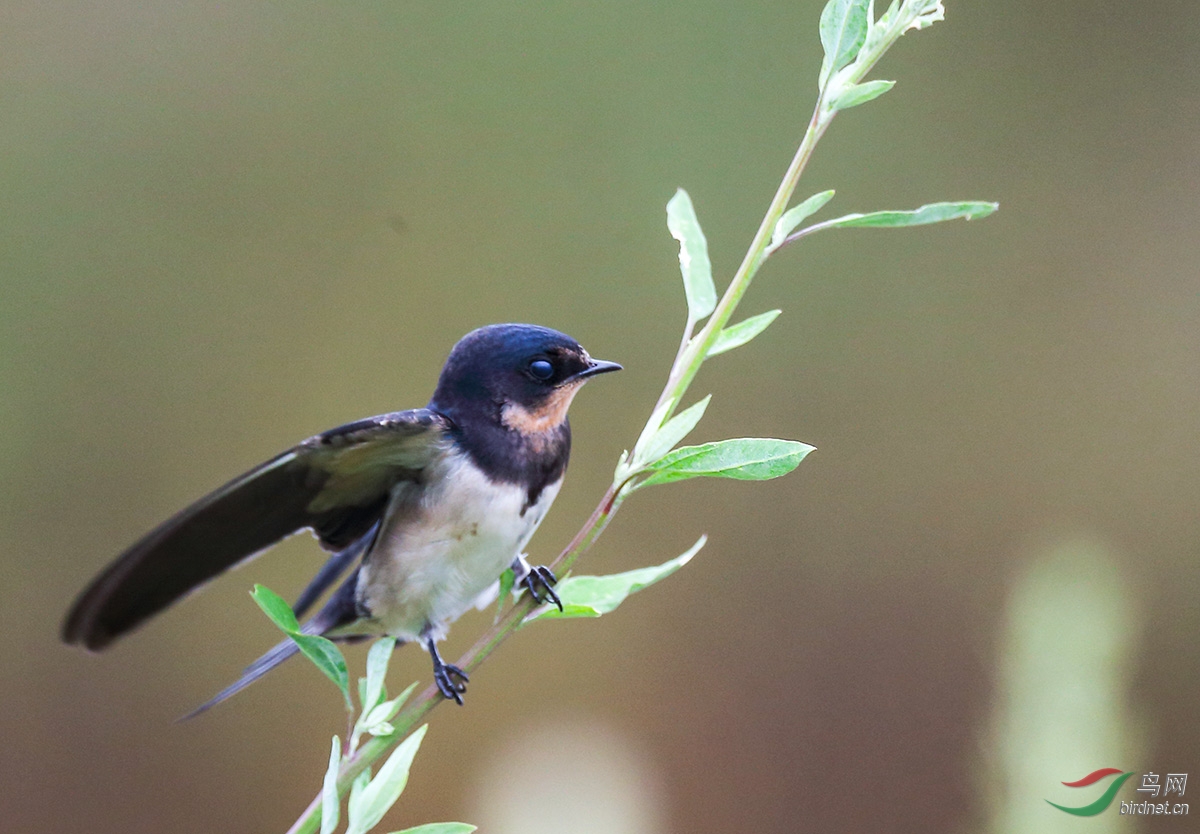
62 409 451 650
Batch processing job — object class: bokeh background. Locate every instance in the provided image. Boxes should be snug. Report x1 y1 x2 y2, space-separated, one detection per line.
3 2 1198 832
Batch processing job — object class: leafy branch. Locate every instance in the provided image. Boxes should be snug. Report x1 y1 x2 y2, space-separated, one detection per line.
273 2 995 832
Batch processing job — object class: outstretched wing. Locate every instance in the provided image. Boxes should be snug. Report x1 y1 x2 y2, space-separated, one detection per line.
62 409 453 651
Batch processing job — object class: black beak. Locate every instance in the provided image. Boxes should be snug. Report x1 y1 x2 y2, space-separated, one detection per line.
572 359 623 381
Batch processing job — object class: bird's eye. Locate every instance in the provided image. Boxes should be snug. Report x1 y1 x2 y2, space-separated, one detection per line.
528 359 554 381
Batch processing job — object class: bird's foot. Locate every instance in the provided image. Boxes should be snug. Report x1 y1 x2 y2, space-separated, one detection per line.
425 634 469 705
433 661 469 705
522 565 563 613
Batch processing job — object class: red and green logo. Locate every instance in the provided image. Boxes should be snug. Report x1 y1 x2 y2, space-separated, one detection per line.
1046 768 1135 816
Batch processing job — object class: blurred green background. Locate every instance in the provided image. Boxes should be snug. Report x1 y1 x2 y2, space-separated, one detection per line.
3 2 1198 832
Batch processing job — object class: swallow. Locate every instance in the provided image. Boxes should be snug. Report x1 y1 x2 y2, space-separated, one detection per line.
62 324 621 713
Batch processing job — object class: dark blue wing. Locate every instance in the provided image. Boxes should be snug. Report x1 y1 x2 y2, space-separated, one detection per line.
63 409 451 651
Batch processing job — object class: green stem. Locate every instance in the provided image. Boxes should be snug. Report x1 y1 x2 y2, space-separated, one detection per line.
286 488 623 834
286 10 926 831
661 99 831 420
642 0 922 431
287 90 832 834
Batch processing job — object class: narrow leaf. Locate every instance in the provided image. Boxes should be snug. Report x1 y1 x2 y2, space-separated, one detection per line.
251 584 301 633
494 567 516 621
830 79 895 111
906 0 945 31
321 736 342 834
636 395 711 466
650 397 676 431
666 189 716 321
822 201 998 230
874 0 902 30
347 769 372 834
537 603 606 619
529 537 705 622
363 637 397 715
613 449 633 484
291 633 352 704
637 438 815 489
628 398 676 475
818 0 870 88
362 682 419 737
346 725 429 834
863 0 940 58
709 310 781 357
771 191 835 248
252 584 351 704
387 825 477 834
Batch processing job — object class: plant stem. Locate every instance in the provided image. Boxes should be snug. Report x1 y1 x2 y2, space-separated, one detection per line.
654 98 831 425
287 95 829 834
286 489 624 834
286 9 928 828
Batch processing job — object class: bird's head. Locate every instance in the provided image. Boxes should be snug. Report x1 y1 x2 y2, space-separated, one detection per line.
429 324 621 434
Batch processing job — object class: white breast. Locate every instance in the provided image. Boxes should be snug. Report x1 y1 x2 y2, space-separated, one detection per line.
357 452 562 642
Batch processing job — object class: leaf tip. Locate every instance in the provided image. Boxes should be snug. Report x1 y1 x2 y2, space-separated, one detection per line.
682 534 708 565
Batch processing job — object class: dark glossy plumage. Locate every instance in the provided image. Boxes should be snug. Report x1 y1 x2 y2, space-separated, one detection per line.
62 409 451 651
62 323 620 713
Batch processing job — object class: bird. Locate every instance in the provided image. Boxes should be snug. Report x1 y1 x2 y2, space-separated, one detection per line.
62 323 621 714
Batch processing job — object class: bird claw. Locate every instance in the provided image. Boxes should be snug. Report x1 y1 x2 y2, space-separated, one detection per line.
433 661 469 705
523 565 563 612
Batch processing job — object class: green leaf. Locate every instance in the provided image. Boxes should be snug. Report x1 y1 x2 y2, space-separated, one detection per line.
361 682 418 738
291 633 352 705
666 189 716 322
538 603 606 619
386 825 477 834
821 201 998 229
709 310 781 357
818 0 870 88
363 637 396 715
251 584 301 633
495 568 516 621
626 396 675 476
528 537 705 622
321 736 342 834
348 768 371 828
347 725 429 834
636 438 815 489
771 191 835 249
636 395 711 466
858 0 943 64
904 0 945 31
830 79 895 111
251 585 351 705
873 0 902 28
